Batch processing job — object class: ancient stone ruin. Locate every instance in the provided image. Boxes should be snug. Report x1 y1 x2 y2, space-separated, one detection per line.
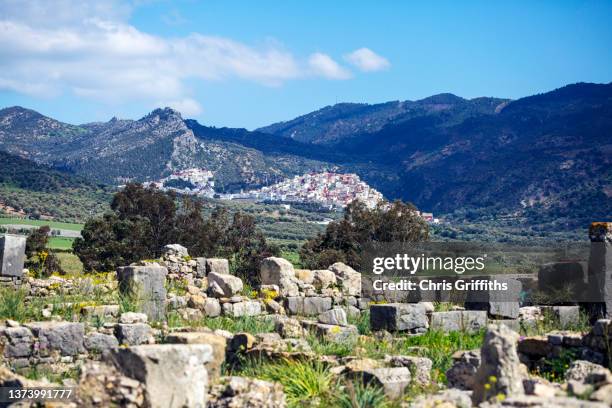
0 223 611 406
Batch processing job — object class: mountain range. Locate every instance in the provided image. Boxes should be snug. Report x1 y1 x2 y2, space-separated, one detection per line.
0 82 610 230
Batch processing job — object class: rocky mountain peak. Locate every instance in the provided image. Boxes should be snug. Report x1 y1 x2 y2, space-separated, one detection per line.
146 107 183 122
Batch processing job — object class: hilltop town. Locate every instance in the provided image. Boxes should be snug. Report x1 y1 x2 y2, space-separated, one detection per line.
233 172 384 209
146 169 386 210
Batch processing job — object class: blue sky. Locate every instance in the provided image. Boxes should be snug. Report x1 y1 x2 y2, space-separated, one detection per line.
0 0 611 129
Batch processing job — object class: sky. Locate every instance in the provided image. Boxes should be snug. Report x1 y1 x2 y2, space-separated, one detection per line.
0 0 611 129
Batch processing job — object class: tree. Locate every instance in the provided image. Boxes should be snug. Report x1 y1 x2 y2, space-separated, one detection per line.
300 200 429 269
25 226 63 277
74 183 277 281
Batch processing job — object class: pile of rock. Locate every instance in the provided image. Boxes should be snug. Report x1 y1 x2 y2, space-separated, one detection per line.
443 323 612 407
0 313 157 369
260 257 366 318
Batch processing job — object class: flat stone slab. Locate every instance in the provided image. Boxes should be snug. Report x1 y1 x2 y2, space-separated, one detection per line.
347 367 411 399
25 321 85 356
284 296 332 316
165 332 227 383
112 344 212 408
370 303 428 332
0 234 26 277
116 265 168 321
430 311 487 333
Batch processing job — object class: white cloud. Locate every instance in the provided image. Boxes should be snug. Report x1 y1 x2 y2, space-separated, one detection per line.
345 48 390 72
0 0 384 115
308 53 352 80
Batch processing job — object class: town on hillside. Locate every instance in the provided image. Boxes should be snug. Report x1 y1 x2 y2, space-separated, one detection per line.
143 169 439 221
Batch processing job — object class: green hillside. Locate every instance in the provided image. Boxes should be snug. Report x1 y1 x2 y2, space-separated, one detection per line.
0 151 111 223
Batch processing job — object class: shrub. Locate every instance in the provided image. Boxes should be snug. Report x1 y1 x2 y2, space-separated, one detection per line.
300 200 429 269
25 226 64 277
335 381 388 408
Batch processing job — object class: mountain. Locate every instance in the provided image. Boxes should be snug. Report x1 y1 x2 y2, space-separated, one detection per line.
0 151 111 222
330 83 612 229
0 107 331 191
1 82 610 231
257 94 509 145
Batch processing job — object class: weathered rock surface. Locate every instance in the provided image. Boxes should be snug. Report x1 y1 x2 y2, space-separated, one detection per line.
112 344 213 408
472 324 525 404
347 366 411 399
208 272 243 297
84 332 119 353
318 307 348 326
446 349 481 390
261 257 295 285
430 310 487 333
370 303 428 332
284 296 332 316
0 234 26 277
165 331 227 383
385 355 432 386
114 323 153 346
116 265 168 321
26 321 85 356
208 376 287 408
329 262 361 296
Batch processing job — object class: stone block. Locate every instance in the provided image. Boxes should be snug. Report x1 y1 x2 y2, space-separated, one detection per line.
430 311 487 333
222 300 262 317
26 321 85 356
312 269 337 290
348 367 411 399
84 332 119 353
0 234 26 277
284 296 333 316
1 327 33 358
539 262 587 293
204 298 222 317
162 244 188 258
116 265 167 321
446 350 481 390
587 222 612 319
275 317 306 338
318 307 348 326
465 277 522 319
208 272 243 297
165 332 226 383
204 258 230 276
549 305 581 328
329 262 361 296
370 303 428 332
385 355 432 386
472 324 525 404
260 257 295 285
112 344 212 408
114 323 152 346
303 321 358 343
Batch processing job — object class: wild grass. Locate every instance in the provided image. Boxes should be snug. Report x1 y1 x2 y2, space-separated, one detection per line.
55 252 83 275
335 380 390 408
239 358 336 407
0 287 28 321
348 310 371 335
22 365 81 383
199 316 275 334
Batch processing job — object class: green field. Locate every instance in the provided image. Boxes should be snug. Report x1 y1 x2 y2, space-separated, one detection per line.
0 217 83 231
48 237 76 250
